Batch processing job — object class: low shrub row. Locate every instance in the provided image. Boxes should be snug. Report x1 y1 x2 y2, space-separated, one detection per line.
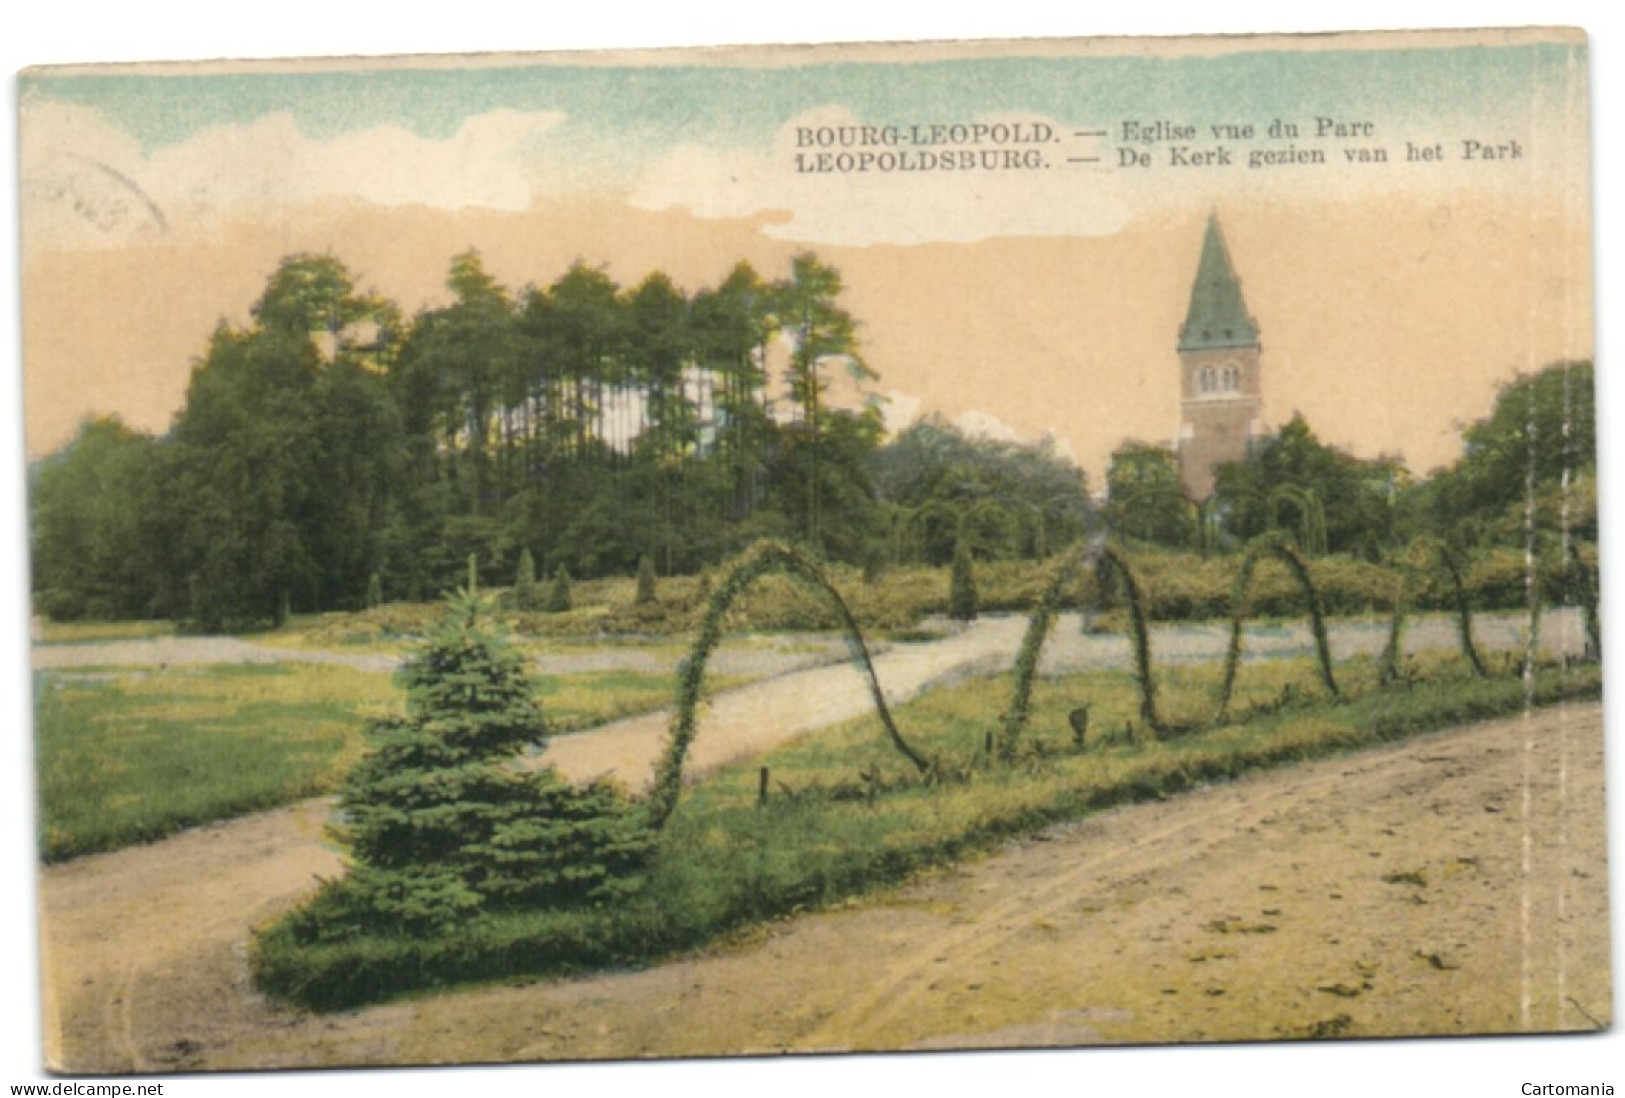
279 544 1579 647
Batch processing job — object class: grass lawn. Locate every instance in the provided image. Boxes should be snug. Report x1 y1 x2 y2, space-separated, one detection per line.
33 619 178 645
33 661 745 863
34 663 398 862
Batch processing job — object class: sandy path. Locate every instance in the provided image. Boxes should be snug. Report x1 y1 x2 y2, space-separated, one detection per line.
28 632 861 679
30 636 401 673
31 607 1588 678
40 699 1606 1071
538 616 1026 788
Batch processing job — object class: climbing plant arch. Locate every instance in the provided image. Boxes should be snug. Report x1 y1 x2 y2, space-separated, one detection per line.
1114 485 1204 552
645 539 930 829
1380 537 1489 682
1569 541 1602 663
959 498 1019 555
1216 533 1339 719
893 498 1018 564
891 499 958 563
999 538 1163 756
1265 484 1327 556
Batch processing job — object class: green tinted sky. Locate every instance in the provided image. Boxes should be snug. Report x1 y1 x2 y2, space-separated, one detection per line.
25 40 1581 155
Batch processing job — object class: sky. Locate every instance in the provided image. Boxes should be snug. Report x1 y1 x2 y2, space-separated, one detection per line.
16 27 1593 484
4 6 1621 1098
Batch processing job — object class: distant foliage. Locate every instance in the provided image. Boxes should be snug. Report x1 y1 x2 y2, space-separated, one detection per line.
27 247 1589 630
365 572 383 610
1423 361 1595 545
874 418 1092 564
1105 441 1192 549
298 594 652 938
1214 413 1400 557
948 539 978 622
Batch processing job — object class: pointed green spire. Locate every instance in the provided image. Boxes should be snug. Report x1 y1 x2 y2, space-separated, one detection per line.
1178 213 1258 352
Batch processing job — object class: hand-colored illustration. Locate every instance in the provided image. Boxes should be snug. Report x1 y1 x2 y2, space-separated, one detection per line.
20 27 1602 1072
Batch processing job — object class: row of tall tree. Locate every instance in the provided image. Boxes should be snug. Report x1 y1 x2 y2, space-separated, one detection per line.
29 251 1094 628
28 243 1594 627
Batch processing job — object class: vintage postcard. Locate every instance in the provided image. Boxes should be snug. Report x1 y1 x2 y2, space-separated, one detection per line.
18 25 1605 1078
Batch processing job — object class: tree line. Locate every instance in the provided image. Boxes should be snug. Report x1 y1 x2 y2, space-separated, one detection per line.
28 243 1593 630
29 250 1092 628
1105 360 1596 564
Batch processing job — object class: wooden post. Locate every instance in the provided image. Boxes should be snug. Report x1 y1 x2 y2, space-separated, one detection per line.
758 766 769 807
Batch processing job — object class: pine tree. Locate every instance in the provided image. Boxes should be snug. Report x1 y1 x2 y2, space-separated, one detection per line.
949 537 978 622
635 554 658 606
514 548 539 611
545 565 573 613
328 593 652 935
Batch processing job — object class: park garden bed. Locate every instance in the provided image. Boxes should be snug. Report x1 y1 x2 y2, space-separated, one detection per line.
251 652 1599 1011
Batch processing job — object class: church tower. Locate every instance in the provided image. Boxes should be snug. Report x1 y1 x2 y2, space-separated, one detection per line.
1176 213 1263 500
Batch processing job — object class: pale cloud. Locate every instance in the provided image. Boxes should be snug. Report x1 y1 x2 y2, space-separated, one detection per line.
880 389 923 436
20 99 567 250
881 392 1080 462
148 109 565 211
1037 428 1081 467
629 104 1134 246
953 409 1022 444
20 100 167 249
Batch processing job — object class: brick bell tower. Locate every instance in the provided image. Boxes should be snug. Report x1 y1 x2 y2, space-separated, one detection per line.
1176 213 1264 500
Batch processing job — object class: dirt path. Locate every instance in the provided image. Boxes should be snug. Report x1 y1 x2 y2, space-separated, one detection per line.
30 607 1589 678
40 700 1606 1071
539 616 1026 788
30 630 879 681
30 635 401 673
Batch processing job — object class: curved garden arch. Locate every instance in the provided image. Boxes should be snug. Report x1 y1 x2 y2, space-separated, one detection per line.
999 538 1163 755
890 499 959 564
1216 533 1339 720
645 539 930 829
892 497 1025 567
1113 485 1204 552
1569 541 1602 662
1378 537 1489 682
1265 485 1327 557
